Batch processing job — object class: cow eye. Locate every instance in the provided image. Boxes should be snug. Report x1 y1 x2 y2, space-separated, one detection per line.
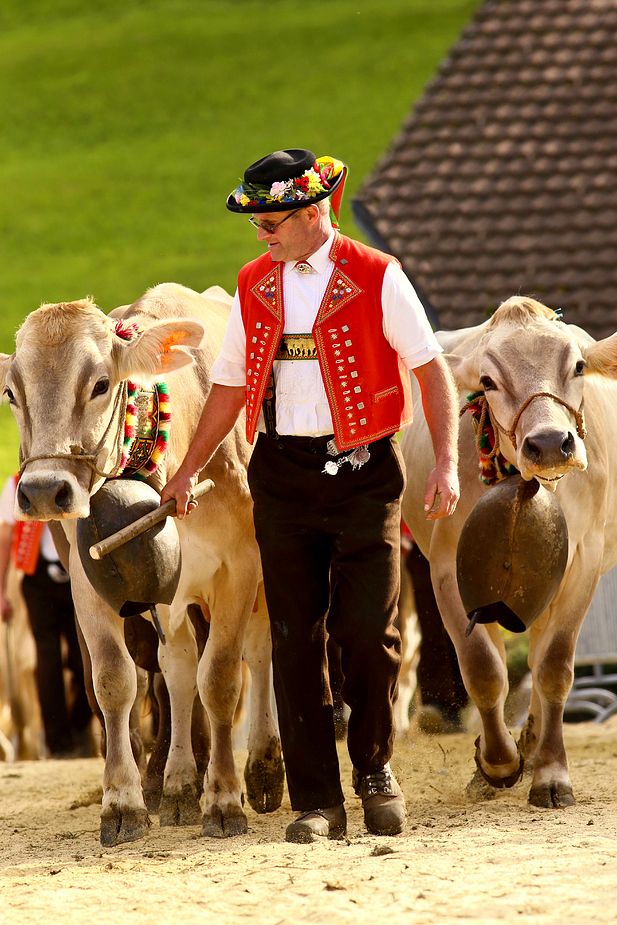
479 375 496 391
91 378 110 398
574 359 586 376
3 387 15 404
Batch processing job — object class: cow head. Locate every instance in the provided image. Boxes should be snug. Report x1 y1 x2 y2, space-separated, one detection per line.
447 296 617 490
0 297 204 520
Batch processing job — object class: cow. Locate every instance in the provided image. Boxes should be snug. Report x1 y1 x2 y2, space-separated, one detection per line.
0 282 284 845
393 547 422 734
401 296 617 808
0 560 44 761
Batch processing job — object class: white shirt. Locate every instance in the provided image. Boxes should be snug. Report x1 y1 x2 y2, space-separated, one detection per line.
0 476 60 562
211 232 442 437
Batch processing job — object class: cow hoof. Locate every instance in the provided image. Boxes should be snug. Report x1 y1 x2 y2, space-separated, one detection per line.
100 806 150 847
244 745 285 814
159 785 202 826
201 805 248 838
465 768 499 802
474 736 525 789
529 781 575 808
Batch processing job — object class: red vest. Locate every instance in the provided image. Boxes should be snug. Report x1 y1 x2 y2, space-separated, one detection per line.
238 233 414 450
11 474 44 574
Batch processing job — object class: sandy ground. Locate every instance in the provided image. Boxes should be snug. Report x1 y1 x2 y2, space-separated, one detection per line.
2 719 617 925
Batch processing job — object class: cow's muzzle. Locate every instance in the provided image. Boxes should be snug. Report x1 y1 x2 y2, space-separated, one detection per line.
490 391 586 452
520 426 582 474
17 472 82 519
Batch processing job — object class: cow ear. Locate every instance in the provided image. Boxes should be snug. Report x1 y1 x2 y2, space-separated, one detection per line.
444 352 482 391
113 318 205 381
583 332 617 379
0 354 12 396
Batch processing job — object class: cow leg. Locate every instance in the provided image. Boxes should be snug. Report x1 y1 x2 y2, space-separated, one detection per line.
157 613 202 826
198 582 252 838
525 624 576 808
242 582 284 814
130 666 149 777
518 634 542 768
394 553 421 734
75 600 149 846
524 550 601 809
74 617 103 747
429 533 523 791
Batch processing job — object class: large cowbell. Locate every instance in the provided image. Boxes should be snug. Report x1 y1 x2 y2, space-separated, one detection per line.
456 474 569 634
76 479 182 620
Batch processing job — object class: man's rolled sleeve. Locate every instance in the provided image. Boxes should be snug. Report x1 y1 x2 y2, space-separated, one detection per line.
209 290 248 386
381 262 443 370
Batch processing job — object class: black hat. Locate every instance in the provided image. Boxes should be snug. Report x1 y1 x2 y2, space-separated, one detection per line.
226 148 347 215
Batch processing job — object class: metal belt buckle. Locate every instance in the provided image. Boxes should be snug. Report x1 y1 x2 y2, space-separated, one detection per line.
326 439 340 456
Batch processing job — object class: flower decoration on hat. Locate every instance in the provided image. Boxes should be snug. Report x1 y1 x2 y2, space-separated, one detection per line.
232 157 345 208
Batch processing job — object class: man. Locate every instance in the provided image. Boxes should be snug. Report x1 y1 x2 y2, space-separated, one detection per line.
0 474 92 758
162 148 459 843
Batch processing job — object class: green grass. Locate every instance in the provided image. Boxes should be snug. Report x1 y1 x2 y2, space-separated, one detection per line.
0 0 480 484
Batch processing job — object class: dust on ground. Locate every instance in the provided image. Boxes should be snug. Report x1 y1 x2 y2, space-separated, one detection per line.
2 718 617 925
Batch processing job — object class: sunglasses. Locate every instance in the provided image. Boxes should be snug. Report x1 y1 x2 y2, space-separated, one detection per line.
248 209 301 234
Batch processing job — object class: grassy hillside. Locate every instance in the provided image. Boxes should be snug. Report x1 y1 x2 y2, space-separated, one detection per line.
0 0 479 484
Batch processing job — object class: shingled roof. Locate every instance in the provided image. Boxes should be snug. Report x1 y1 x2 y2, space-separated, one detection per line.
352 0 617 339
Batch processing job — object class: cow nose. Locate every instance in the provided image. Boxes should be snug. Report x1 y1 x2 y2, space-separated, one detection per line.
18 477 74 516
522 429 576 465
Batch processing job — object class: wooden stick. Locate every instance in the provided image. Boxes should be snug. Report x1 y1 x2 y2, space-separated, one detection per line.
88 479 215 560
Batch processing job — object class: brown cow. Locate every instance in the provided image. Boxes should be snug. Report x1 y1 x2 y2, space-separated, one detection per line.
0 283 283 844
402 296 617 808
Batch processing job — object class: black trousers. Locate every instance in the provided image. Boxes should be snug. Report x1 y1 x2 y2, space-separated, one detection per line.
22 557 91 756
248 433 404 811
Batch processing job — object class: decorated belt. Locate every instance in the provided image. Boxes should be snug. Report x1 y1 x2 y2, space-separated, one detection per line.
275 333 317 361
323 438 370 475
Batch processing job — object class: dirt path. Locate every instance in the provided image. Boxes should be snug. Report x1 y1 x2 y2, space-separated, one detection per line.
2 719 617 925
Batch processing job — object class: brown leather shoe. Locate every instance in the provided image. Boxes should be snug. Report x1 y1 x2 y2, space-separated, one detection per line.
353 764 406 835
285 804 347 843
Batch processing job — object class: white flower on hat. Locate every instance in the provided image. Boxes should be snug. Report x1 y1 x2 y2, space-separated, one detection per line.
270 180 295 200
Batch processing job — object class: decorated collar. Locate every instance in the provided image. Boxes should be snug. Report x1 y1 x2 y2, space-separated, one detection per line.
111 319 171 480
462 391 519 486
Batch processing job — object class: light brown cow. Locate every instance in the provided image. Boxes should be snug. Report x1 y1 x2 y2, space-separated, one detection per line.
0 562 44 761
401 296 617 807
0 283 283 844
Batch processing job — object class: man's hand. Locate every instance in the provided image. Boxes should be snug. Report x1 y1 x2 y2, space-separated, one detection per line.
423 462 460 520
413 355 460 521
160 467 200 519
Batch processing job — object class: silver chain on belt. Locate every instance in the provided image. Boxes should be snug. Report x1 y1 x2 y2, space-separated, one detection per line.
322 438 371 475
